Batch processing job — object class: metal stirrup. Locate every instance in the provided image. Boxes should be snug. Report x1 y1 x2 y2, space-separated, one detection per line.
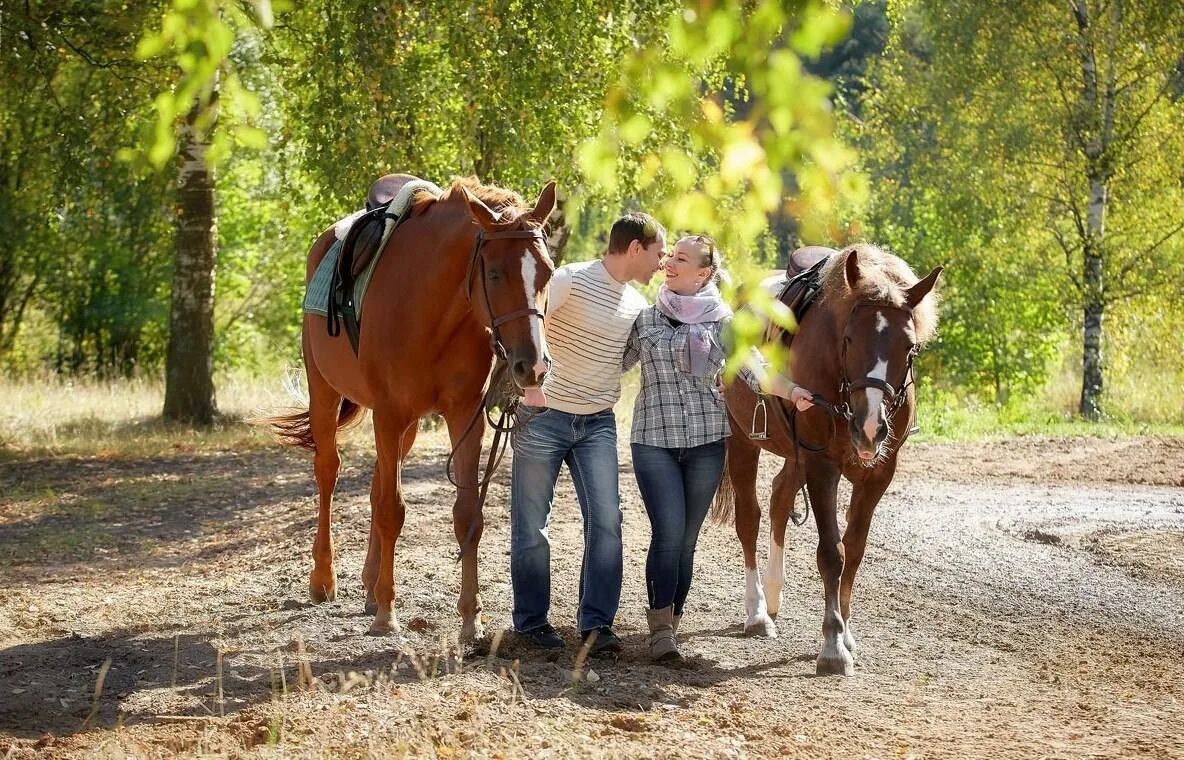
750 396 769 440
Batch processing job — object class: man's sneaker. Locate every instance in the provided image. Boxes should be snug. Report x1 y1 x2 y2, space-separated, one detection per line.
518 623 564 649
580 626 623 656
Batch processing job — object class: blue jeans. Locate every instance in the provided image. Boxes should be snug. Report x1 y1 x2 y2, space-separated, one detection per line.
631 439 726 614
510 406 622 633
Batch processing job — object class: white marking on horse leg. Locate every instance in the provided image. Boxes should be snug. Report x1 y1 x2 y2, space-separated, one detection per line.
744 566 777 637
520 254 548 379
843 618 857 653
763 538 785 618
862 357 888 444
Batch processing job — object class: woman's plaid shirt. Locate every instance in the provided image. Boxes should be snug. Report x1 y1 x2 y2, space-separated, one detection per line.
623 306 733 448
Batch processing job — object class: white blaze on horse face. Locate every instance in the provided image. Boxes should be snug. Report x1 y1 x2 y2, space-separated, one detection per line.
520 253 548 378
876 310 889 334
863 355 889 445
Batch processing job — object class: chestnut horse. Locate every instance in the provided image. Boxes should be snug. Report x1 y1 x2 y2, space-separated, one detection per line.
715 244 941 675
270 177 556 639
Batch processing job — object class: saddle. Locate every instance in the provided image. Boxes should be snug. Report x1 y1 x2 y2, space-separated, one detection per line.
766 246 835 348
328 174 438 354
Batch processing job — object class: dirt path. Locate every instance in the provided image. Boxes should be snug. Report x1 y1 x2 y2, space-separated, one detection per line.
1 436 1182 758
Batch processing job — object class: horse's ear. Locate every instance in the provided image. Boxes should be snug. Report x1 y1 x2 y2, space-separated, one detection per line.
526 180 558 226
844 248 862 289
906 266 943 309
461 185 503 231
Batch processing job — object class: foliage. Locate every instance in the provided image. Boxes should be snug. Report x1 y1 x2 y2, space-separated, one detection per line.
127 0 281 169
582 0 863 377
1 0 1183 426
0 2 175 376
856 0 1184 414
269 0 695 215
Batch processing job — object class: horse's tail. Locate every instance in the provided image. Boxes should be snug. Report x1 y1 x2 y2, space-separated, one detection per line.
711 449 736 526
264 398 365 452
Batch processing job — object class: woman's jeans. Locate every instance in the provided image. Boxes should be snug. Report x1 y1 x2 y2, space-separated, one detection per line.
510 406 622 634
631 439 726 614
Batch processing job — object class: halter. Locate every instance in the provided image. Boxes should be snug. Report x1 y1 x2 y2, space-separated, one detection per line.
464 227 548 359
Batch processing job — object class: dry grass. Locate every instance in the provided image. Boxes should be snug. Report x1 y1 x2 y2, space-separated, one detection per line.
0 373 284 457
0 372 644 461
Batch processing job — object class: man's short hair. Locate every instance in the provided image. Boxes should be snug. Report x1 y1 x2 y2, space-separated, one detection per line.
607 212 665 254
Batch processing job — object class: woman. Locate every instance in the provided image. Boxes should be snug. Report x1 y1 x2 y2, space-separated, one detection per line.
623 234 814 662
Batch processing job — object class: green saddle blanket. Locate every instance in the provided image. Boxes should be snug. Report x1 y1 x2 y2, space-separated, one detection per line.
302 239 382 318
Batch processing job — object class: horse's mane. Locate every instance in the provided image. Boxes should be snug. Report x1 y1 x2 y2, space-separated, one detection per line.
410 176 529 220
819 243 940 344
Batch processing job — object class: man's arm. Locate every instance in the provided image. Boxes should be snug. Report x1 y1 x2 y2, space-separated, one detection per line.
545 266 573 317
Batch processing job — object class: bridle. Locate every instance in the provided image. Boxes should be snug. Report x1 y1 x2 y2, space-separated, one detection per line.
765 299 922 527
464 226 548 360
451 224 550 561
829 301 921 424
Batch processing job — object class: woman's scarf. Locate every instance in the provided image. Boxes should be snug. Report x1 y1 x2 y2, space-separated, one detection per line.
655 283 733 376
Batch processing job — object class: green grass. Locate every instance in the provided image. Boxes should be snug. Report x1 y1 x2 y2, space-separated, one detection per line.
917 390 1184 442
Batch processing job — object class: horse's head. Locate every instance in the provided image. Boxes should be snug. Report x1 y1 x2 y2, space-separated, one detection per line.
460 180 558 389
838 247 942 464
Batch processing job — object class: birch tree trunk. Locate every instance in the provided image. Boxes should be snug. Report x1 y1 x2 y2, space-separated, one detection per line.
1072 0 1117 420
163 93 218 424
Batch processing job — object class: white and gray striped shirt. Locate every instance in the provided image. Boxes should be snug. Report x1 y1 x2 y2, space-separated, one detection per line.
540 259 647 415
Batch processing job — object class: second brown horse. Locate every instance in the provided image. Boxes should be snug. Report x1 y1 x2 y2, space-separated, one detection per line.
715 244 941 675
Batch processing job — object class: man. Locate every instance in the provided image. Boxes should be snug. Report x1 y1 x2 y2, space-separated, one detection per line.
510 212 666 654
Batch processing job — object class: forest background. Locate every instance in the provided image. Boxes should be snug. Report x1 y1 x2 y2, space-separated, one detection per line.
2 0 1182 438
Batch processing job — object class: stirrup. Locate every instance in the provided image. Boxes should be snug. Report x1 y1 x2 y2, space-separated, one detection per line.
750 396 769 440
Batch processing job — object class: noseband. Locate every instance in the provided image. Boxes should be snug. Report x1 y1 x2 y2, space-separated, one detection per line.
464 227 548 360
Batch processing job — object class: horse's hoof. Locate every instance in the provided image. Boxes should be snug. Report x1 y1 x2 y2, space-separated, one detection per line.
309 581 337 604
366 620 398 637
744 614 778 638
816 650 855 677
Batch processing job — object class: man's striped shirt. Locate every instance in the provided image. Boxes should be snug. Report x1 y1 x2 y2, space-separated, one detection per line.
540 259 646 414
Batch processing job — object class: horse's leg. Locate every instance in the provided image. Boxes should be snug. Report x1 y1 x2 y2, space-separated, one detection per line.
307 351 343 604
764 459 801 620
444 401 486 643
728 436 775 637
362 424 417 615
366 408 414 636
807 457 853 676
840 460 897 654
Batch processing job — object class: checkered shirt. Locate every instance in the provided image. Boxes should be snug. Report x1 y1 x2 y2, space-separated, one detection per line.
623 306 735 448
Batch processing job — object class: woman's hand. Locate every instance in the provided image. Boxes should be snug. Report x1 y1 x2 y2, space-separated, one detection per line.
789 385 814 412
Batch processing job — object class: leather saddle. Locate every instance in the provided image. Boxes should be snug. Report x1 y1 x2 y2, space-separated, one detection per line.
328 174 423 354
767 246 835 347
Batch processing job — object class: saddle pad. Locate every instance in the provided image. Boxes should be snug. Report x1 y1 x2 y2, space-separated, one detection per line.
303 179 444 318
303 240 350 317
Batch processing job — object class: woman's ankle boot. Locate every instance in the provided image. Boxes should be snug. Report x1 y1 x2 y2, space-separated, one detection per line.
646 606 680 662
